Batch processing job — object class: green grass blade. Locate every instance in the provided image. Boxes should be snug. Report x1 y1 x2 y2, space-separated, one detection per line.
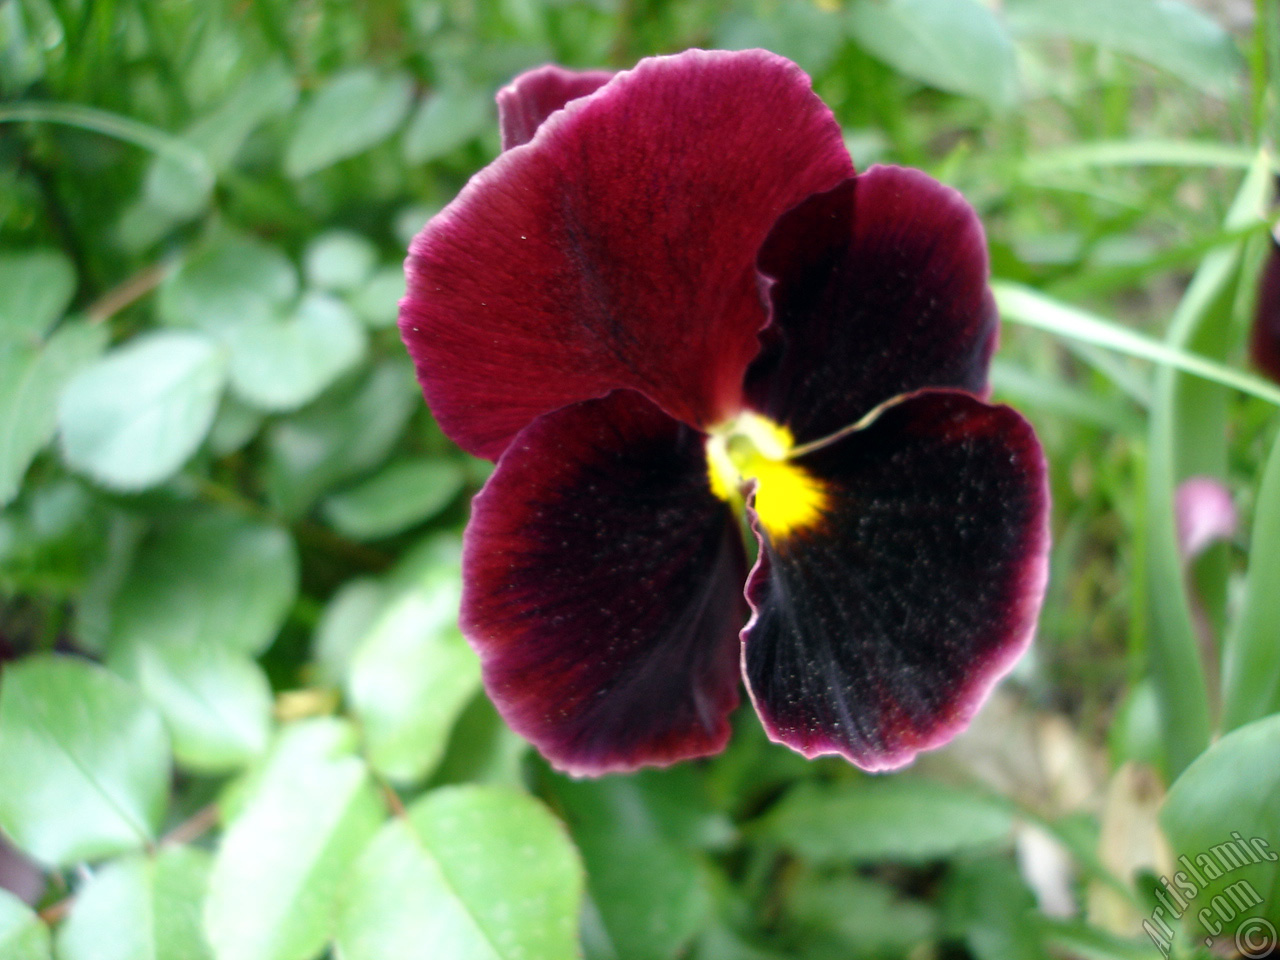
993 283 1280 407
0 101 213 190
1221 428 1280 731
1020 139 1262 177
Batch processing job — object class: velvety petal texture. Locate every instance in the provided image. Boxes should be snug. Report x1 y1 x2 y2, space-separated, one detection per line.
497 64 615 150
1251 233 1280 384
401 49 854 460
461 390 749 776
745 167 997 445
742 391 1049 770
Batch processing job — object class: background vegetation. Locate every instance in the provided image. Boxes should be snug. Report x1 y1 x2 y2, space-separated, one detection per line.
1 0 1279 957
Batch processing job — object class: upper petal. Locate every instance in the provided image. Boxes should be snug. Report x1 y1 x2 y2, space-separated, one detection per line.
401 48 854 461
745 166 998 445
741 390 1049 771
1251 232 1280 384
461 389 749 776
497 64 614 150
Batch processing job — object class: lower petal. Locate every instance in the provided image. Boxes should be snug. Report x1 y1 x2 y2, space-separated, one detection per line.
742 390 1050 770
462 390 748 776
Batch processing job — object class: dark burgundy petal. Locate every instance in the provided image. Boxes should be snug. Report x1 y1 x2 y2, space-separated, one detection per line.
745 166 998 446
497 64 614 150
1251 233 1280 384
402 49 853 460
461 389 749 776
742 390 1049 770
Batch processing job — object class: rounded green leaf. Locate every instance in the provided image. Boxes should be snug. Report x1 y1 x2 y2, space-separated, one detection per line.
1162 714 1280 935
58 330 227 491
108 511 298 658
0 321 107 507
0 249 75 342
157 236 297 334
402 86 493 164
0 656 171 867
285 69 414 178
204 719 385 960
303 231 377 293
226 293 366 413
0 888 50 960
751 778 1014 863
116 643 273 774
55 847 214 960
349 267 405 329
263 357 418 517
847 0 1020 108
337 786 583 960
322 459 465 541
346 572 480 784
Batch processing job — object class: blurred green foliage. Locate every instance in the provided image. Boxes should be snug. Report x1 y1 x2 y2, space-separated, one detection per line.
1 0 1279 958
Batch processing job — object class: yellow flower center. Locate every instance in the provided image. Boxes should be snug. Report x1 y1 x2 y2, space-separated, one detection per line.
706 412 828 539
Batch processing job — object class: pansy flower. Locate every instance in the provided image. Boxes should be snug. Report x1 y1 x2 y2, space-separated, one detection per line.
400 49 1050 776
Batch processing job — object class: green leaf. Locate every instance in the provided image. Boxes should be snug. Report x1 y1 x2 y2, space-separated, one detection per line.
303 231 377 293
336 785 583 960
1222 428 1280 730
751 778 1013 863
1005 0 1245 96
1161 714 1280 935
185 60 298 170
55 846 214 960
285 68 414 178
204 719 385 960
312 577 388 687
0 655 170 867
206 398 262 456
264 358 419 517
349 267 405 329
115 643 273 774
846 0 1020 108
786 872 937 956
0 249 75 341
322 458 464 541
226 293 366 413
58 330 227 491
941 857 1042 960
402 86 493 164
0 321 107 507
346 558 479 785
107 511 298 658
157 236 298 333
715 3 846 76
0 889 51 960
549 776 709 960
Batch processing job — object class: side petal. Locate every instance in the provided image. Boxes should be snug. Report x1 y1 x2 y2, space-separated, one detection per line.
1251 232 1280 384
402 48 853 460
742 390 1049 771
462 389 749 776
497 64 614 150
745 166 998 446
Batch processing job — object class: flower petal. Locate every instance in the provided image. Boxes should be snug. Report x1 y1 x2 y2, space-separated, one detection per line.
1175 476 1237 562
402 49 853 460
462 389 749 775
742 390 1049 770
1251 232 1280 384
497 64 614 150
745 166 998 445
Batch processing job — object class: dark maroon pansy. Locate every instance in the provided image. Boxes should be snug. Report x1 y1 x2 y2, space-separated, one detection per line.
400 49 1051 775
1252 231 1280 384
